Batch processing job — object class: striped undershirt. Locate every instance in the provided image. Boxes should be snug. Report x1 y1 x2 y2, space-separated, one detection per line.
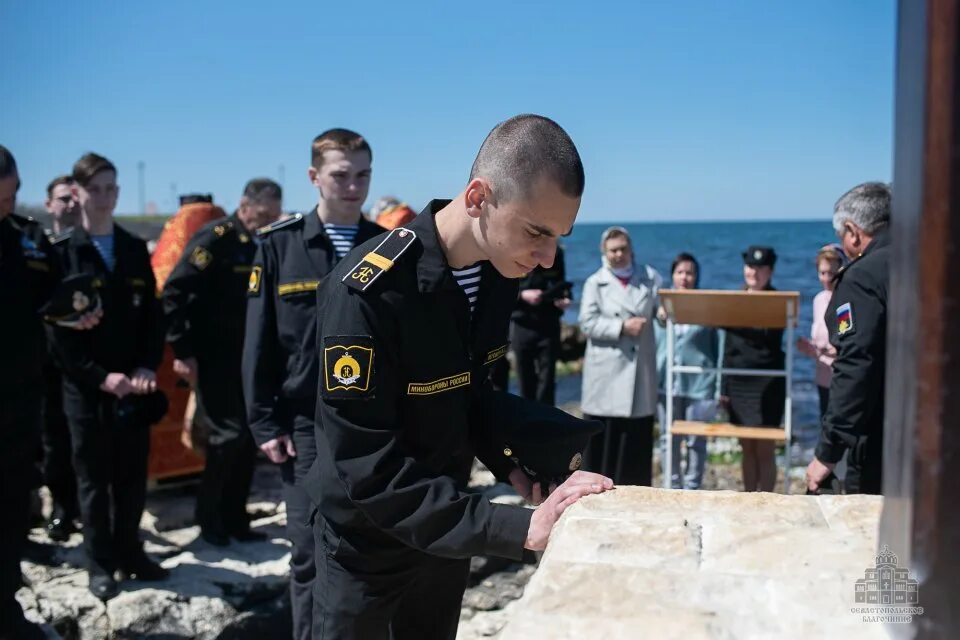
323 223 359 260
451 262 482 316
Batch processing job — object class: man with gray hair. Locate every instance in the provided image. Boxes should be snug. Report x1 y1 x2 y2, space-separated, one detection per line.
806 181 891 495
163 178 282 545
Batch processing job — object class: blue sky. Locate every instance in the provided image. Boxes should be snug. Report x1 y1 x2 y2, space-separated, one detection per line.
1 0 895 221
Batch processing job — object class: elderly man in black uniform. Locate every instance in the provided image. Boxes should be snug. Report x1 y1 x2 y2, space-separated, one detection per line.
510 245 572 405
242 129 382 639
305 115 615 640
163 178 282 545
806 182 891 495
0 146 62 638
48 153 167 601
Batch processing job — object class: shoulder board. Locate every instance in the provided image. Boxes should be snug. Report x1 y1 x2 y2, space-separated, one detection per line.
211 219 235 238
51 229 73 245
342 227 418 293
9 213 38 228
256 213 303 236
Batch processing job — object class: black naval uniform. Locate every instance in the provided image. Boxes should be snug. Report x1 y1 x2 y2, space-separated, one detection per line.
48 223 163 577
242 207 381 640
0 214 58 638
815 229 890 494
40 229 79 537
510 245 568 405
304 200 533 640
162 215 259 540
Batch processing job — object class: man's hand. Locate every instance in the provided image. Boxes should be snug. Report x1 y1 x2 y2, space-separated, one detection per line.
74 307 103 330
173 357 199 387
805 457 836 493
100 372 133 398
260 435 297 464
129 368 157 394
520 289 544 305
524 471 614 551
553 297 572 310
621 316 647 337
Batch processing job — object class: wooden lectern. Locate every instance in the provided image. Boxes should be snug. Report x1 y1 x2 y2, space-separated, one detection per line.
659 289 800 493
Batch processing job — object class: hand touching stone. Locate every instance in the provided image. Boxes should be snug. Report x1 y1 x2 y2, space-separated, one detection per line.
524 470 614 551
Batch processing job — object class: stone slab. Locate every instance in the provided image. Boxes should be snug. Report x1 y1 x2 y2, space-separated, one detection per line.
499 487 886 640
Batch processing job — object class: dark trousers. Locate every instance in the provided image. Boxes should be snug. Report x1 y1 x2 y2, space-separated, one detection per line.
312 521 469 640
41 362 78 521
195 430 256 537
63 379 151 572
582 414 655 486
281 411 317 640
0 387 41 634
195 376 255 537
511 322 559 406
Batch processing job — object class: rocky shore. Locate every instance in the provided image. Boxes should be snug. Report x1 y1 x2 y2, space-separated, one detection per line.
18 403 776 639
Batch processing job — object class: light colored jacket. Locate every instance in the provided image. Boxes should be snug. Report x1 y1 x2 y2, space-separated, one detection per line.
654 322 723 400
579 265 662 418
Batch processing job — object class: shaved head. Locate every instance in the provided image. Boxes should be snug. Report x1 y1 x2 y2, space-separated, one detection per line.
469 114 584 203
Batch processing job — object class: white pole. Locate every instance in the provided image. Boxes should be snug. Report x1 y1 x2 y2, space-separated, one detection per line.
784 299 795 494
665 315 675 489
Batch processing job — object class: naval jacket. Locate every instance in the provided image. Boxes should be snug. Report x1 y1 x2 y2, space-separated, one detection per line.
48 223 163 390
0 214 58 388
816 229 889 467
242 208 383 446
303 200 533 565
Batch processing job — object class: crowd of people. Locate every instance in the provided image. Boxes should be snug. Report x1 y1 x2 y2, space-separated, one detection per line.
1 116 891 640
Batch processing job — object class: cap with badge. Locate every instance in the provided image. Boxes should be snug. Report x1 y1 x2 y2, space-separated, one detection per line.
483 391 603 487
40 273 102 327
741 245 777 267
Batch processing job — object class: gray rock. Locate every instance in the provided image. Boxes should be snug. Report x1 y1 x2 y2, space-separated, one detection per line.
18 464 291 640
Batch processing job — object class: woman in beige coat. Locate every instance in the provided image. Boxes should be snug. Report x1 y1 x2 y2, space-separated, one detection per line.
579 226 661 485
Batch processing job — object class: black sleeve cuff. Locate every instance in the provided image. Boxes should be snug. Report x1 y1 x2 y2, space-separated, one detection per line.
815 439 846 465
484 504 533 561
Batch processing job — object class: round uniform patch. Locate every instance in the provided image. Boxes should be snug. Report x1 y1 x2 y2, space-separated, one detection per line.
569 452 583 472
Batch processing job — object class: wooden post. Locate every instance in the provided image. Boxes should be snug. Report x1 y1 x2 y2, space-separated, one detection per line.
881 0 960 635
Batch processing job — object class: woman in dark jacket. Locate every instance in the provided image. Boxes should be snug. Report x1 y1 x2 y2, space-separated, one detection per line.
722 246 785 492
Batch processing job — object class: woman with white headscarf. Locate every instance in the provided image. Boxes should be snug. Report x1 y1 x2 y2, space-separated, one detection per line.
578 226 662 486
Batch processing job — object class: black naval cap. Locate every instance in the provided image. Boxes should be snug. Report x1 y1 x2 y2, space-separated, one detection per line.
484 391 603 487
741 245 777 267
179 193 214 206
40 273 101 327
115 390 169 429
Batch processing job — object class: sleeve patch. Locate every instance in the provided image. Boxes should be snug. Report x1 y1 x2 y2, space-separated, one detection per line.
323 336 375 399
248 265 263 294
836 302 855 336
189 246 213 270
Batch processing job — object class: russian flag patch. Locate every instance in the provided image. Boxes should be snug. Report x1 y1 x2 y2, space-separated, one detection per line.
837 302 854 336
